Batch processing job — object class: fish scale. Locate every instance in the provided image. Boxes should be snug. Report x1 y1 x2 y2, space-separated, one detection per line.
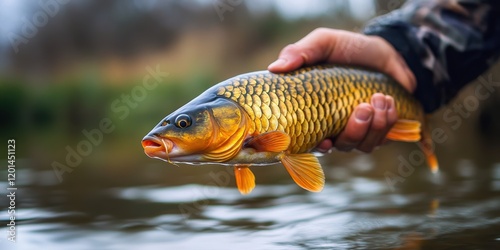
215 65 423 154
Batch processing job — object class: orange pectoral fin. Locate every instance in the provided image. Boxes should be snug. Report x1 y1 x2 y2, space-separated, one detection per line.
234 165 255 195
386 119 421 142
246 131 291 152
281 153 325 192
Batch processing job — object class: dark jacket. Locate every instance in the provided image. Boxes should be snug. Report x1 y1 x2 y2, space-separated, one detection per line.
364 0 500 112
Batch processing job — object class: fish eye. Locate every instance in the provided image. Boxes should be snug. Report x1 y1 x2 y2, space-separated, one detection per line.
175 114 192 128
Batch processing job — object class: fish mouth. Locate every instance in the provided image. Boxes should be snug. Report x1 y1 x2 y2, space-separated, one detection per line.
141 135 174 159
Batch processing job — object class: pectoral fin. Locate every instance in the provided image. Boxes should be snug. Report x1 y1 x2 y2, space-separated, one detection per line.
234 165 255 195
386 119 421 142
280 153 324 192
246 131 290 152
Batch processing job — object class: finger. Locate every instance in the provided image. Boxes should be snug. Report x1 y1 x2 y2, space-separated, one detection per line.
315 139 333 153
268 44 309 73
382 95 398 145
333 103 374 151
325 34 416 93
356 94 388 153
395 53 417 92
268 28 336 73
369 36 416 92
292 28 337 64
268 29 417 93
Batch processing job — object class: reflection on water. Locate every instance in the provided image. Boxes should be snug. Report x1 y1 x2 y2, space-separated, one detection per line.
2 160 500 250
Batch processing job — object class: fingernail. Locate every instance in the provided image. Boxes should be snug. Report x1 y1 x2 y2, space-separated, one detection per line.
268 58 287 68
355 107 372 122
372 96 386 110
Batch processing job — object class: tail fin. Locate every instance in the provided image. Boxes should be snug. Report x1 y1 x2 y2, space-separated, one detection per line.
387 118 439 173
420 116 439 173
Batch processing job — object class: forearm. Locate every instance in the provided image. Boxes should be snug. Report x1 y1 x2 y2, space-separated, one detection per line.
364 0 500 112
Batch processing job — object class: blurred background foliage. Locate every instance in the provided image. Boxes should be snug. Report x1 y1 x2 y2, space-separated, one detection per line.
0 0 499 190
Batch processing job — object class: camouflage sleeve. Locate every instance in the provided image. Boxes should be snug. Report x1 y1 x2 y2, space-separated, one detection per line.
363 0 500 112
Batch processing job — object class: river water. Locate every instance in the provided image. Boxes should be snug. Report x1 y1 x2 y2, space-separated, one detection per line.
2 152 500 250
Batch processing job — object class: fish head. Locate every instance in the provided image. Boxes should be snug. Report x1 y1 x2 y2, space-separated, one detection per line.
142 97 249 163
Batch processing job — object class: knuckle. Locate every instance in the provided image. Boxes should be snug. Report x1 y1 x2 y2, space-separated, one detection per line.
281 44 299 54
311 27 332 36
343 130 365 143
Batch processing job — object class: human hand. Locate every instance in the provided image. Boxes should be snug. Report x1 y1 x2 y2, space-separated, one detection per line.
268 28 416 152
